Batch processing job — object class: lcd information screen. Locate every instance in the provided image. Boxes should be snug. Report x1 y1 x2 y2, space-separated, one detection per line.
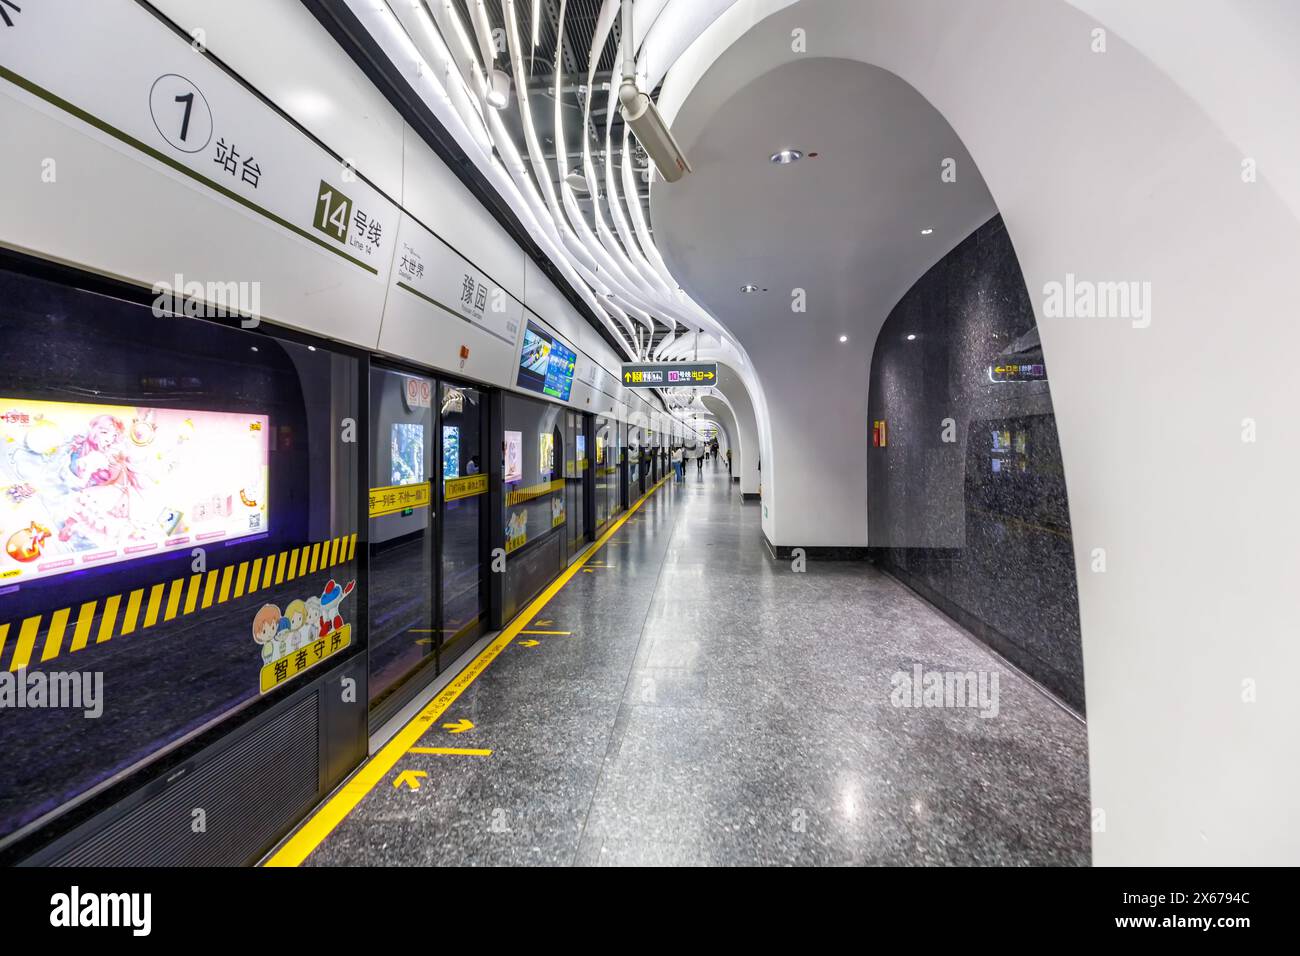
0 398 269 583
517 320 576 401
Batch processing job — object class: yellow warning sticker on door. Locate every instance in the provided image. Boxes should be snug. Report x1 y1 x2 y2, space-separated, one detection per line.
369 482 431 517
444 474 488 501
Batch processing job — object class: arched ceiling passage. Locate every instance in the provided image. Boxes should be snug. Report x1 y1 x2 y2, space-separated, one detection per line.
652 54 995 545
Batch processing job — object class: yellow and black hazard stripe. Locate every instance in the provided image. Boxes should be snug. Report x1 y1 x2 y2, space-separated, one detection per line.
0 533 357 673
505 478 565 507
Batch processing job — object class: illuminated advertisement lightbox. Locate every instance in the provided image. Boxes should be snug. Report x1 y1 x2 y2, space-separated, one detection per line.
391 423 425 485
503 431 523 484
0 399 269 583
442 425 461 479
539 433 555 477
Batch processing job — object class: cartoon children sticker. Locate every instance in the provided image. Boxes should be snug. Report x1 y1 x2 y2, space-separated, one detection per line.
252 581 356 674
253 604 286 664
283 598 308 652
318 579 356 637
304 596 324 641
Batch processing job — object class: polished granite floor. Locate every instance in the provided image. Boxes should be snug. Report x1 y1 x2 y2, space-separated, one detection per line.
303 462 1091 866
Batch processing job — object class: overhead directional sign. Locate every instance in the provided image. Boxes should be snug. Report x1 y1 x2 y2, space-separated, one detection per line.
622 363 718 388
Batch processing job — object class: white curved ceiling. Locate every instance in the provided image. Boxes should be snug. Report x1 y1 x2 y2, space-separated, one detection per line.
359 2 748 380
652 56 996 355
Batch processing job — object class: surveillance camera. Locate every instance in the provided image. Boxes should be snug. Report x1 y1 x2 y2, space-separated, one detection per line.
619 80 692 183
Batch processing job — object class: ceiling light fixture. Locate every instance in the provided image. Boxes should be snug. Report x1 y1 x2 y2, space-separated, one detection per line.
921 227 934 235
486 68 511 109
839 335 848 343
741 284 762 294
564 169 589 193
770 148 803 165
906 334 917 341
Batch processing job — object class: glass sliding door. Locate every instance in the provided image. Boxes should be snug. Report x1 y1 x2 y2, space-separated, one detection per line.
501 392 569 621
439 381 486 669
628 431 641 504
612 419 625 518
367 367 436 712
594 414 615 532
565 410 586 559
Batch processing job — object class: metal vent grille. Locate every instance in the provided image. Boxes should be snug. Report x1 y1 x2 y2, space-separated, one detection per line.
48 694 320 867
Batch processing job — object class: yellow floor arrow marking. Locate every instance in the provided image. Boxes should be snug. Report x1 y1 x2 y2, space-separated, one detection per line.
532 619 553 627
408 747 492 756
393 770 427 791
264 474 671 866
520 630 571 636
518 639 540 647
442 718 474 733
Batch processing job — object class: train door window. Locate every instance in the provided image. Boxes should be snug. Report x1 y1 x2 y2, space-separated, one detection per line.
0 267 361 845
366 367 435 712
438 382 486 669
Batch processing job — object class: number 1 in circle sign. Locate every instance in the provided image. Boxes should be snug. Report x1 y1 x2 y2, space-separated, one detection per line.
148 74 214 155
314 180 353 245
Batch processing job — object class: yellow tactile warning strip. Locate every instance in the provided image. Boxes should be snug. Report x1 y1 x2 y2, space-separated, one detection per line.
263 475 672 867
0 534 358 673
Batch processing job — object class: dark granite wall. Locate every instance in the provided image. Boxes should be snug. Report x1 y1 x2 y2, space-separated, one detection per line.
868 216 1085 712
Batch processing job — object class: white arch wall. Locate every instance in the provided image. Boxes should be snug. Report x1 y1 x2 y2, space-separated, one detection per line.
701 396 739 476
711 364 761 496
658 0 1300 865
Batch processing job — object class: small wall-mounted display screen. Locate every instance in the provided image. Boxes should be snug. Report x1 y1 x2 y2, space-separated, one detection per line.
0 398 269 584
517 320 576 401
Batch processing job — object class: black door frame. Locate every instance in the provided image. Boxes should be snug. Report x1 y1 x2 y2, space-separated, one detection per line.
364 358 440 731
433 372 491 670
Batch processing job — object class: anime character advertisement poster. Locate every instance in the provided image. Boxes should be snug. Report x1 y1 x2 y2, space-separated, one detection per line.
253 578 355 693
0 399 269 583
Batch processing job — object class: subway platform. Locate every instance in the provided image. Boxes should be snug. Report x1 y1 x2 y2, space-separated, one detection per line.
274 462 1089 867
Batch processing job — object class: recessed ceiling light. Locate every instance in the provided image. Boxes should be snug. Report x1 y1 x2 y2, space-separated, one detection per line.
921 228 934 235
741 284 762 294
770 149 803 165
906 334 917 341
838 335 848 343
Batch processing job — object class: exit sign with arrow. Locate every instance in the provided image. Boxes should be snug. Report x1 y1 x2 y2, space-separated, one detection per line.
621 362 718 388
